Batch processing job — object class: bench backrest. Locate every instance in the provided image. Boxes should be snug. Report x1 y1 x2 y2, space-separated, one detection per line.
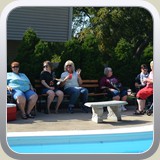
81 80 100 93
34 79 101 94
34 79 43 94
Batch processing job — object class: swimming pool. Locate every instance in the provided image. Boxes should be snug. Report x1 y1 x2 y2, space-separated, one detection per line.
7 125 153 154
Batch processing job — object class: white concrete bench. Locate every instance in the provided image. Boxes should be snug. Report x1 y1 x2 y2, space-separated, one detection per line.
85 100 128 123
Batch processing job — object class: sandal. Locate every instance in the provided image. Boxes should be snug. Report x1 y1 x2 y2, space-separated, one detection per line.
55 107 59 114
134 110 144 115
21 114 28 119
26 113 35 118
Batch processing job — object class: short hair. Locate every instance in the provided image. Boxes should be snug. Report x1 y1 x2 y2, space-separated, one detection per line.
140 64 148 69
11 61 20 67
43 60 54 70
64 60 75 71
104 67 112 76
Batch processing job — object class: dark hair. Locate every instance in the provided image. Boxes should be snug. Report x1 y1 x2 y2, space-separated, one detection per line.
140 64 148 69
43 61 54 71
11 61 20 67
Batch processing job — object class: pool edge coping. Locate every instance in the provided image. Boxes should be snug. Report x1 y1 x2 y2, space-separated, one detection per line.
7 124 153 137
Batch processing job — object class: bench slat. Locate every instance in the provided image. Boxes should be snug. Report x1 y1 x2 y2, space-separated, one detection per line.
88 93 107 96
82 80 98 83
81 84 99 88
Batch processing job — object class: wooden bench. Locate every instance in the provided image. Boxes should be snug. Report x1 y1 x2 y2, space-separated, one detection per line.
85 100 128 123
34 79 108 112
80 80 107 99
34 79 48 108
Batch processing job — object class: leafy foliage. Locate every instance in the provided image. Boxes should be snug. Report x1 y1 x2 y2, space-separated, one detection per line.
15 7 153 90
15 28 64 83
72 7 153 88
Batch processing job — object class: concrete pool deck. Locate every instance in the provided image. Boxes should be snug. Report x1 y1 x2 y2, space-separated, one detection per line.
7 105 153 133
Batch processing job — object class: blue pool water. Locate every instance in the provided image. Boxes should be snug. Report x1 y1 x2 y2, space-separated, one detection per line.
7 131 153 153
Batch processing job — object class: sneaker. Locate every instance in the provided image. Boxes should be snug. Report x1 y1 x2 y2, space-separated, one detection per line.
68 106 74 114
121 105 127 111
81 105 88 113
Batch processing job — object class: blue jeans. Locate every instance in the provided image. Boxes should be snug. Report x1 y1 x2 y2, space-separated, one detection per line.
108 89 127 98
64 87 88 106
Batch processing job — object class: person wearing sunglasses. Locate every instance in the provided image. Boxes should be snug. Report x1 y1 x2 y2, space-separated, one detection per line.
40 61 64 114
60 60 88 113
7 61 38 119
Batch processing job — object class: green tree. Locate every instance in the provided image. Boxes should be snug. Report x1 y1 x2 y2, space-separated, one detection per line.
16 28 40 83
58 30 104 79
71 7 153 88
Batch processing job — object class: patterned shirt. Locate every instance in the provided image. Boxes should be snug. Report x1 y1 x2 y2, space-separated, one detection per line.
99 75 122 90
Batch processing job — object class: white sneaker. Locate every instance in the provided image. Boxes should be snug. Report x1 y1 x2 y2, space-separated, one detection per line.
121 105 127 111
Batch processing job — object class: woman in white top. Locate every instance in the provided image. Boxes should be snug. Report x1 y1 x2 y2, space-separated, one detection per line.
60 60 88 113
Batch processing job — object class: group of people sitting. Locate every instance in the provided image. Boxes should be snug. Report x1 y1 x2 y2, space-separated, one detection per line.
7 59 153 119
7 60 89 119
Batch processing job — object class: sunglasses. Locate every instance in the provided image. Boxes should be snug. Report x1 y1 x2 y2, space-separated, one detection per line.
43 65 49 68
12 66 19 68
66 65 72 67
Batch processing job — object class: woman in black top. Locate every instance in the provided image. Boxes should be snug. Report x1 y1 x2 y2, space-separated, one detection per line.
40 61 64 114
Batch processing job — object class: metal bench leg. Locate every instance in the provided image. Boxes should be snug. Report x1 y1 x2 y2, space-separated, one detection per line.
91 107 104 123
107 106 122 121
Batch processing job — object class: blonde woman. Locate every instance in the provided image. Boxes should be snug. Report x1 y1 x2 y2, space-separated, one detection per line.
40 61 64 114
135 61 153 115
60 60 88 113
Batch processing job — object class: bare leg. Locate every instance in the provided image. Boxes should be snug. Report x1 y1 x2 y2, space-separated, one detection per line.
16 96 26 115
121 95 127 101
46 90 55 113
137 99 146 111
121 95 128 111
55 90 64 113
112 95 120 100
26 94 38 115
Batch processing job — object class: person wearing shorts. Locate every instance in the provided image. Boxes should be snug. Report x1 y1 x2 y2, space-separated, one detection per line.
40 61 64 114
7 61 38 119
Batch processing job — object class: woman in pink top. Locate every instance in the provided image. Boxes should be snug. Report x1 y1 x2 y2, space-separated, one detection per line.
135 61 153 115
